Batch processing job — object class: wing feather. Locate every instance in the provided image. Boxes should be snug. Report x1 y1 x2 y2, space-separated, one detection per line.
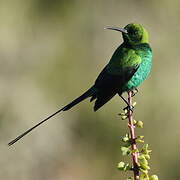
93 45 141 111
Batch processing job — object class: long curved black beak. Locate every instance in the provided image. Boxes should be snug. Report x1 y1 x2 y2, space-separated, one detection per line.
104 26 128 34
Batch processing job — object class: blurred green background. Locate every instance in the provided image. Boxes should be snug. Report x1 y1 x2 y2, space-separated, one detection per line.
1 0 180 179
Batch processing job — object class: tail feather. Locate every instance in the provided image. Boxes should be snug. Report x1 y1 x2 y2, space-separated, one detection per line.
8 86 96 146
62 86 96 111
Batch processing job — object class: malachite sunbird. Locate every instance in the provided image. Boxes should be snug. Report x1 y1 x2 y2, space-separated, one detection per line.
9 23 152 146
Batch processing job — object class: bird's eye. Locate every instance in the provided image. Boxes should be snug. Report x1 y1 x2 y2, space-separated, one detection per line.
130 31 138 37
127 29 137 35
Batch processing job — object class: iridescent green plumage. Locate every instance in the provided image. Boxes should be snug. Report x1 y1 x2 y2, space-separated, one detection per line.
8 23 152 146
64 23 152 111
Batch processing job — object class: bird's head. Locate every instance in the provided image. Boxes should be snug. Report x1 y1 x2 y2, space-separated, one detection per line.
106 23 149 45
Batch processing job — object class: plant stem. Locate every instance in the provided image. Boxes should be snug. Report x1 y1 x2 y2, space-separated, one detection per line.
127 91 139 179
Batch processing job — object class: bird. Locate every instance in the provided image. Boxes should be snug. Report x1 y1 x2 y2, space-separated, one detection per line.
8 23 152 146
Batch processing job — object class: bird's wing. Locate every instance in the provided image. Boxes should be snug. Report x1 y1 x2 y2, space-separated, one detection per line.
92 47 142 111
94 48 142 90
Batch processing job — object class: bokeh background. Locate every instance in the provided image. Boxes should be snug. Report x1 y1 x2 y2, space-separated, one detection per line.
1 0 180 179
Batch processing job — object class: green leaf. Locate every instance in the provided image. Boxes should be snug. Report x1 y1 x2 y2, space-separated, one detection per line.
149 175 159 180
121 115 128 120
138 135 144 139
122 134 129 142
144 154 150 160
117 161 125 170
136 135 145 143
117 162 131 171
136 139 144 143
121 146 131 156
139 172 149 179
136 121 143 128
140 163 150 170
138 155 148 165
141 144 152 154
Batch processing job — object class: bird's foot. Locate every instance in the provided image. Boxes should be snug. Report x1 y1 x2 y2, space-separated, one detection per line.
132 88 138 97
123 104 134 113
120 94 134 113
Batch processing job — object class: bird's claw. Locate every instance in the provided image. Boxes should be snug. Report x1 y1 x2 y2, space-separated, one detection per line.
132 88 138 97
123 104 134 113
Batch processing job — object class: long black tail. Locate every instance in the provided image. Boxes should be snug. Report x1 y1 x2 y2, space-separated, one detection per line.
62 87 95 111
8 87 95 146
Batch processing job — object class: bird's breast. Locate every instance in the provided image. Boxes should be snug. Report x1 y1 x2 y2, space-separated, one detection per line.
123 50 152 91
